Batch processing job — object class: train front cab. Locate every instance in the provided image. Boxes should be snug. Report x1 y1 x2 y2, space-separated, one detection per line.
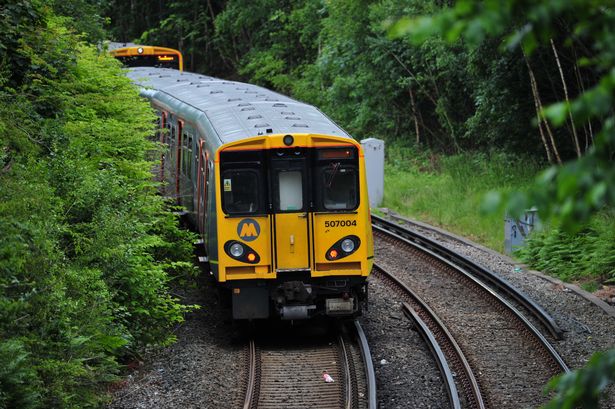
111 45 183 71
215 133 374 320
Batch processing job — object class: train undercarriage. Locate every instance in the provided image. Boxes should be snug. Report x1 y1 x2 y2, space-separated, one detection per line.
223 273 368 320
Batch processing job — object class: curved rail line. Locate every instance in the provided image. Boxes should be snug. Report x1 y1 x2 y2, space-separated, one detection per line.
353 321 377 409
372 219 569 375
374 264 484 409
402 303 461 409
242 321 376 409
372 214 563 340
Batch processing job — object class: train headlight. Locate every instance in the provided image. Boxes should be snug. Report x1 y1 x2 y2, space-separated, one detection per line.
341 239 355 253
225 240 260 264
137 47 144 54
283 134 294 146
326 235 361 261
230 243 244 257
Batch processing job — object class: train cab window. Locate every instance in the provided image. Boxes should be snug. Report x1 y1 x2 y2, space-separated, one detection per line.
315 148 359 211
221 150 266 215
277 171 303 211
322 166 357 210
222 170 260 214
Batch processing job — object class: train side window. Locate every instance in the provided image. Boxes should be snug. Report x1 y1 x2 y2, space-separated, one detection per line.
169 125 176 164
277 170 303 211
184 134 192 180
164 120 171 145
222 170 260 214
202 153 210 226
182 132 192 178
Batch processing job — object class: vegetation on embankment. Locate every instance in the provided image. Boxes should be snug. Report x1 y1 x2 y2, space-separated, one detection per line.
0 4 196 408
382 143 542 252
380 143 615 289
516 213 615 291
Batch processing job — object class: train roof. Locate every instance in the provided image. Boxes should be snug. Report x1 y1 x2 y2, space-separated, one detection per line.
107 42 142 51
125 67 351 145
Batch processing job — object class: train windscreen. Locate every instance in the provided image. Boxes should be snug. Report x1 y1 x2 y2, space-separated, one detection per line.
316 147 359 211
220 150 267 215
115 55 180 70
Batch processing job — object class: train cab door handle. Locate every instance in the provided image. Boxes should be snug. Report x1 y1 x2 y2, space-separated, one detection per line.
298 212 308 219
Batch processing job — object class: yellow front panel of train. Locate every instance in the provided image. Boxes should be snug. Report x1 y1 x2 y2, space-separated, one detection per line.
218 216 273 281
312 213 366 277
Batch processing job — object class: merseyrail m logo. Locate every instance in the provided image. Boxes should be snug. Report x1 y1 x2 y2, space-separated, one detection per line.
237 218 260 242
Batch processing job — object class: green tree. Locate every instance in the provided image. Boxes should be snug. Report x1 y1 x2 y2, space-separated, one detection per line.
390 0 615 230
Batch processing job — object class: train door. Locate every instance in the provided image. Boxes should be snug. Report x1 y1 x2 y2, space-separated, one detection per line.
271 149 310 271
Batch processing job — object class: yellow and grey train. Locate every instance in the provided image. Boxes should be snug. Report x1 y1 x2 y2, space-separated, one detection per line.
126 67 373 320
108 42 183 71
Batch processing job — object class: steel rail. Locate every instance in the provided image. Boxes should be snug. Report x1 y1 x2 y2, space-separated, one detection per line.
401 302 462 409
338 335 354 409
242 339 257 409
354 320 378 409
372 214 564 340
373 265 484 409
372 221 570 374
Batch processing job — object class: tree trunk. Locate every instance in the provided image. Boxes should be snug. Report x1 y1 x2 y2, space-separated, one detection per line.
551 39 581 157
570 42 595 149
409 86 420 145
525 53 561 164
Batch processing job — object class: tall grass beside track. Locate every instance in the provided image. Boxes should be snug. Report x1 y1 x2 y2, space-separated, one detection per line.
381 143 542 253
380 142 615 289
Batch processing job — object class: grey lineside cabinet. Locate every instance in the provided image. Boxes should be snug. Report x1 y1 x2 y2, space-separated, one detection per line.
361 138 384 208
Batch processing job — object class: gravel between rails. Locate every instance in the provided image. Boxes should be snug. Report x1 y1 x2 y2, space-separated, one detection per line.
107 274 244 409
361 276 450 409
382 212 615 407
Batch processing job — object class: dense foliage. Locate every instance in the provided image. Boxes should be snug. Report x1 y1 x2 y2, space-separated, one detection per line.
0 2 195 407
516 212 615 288
104 0 591 158
391 0 615 229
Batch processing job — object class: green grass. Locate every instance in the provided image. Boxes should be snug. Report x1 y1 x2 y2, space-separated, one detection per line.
380 143 615 287
381 143 541 252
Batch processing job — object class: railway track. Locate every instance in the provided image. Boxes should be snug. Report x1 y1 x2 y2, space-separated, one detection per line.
372 215 569 409
372 214 563 339
242 321 376 409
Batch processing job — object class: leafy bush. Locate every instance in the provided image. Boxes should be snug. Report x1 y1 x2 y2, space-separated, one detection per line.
0 4 196 407
517 212 615 285
543 349 615 409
